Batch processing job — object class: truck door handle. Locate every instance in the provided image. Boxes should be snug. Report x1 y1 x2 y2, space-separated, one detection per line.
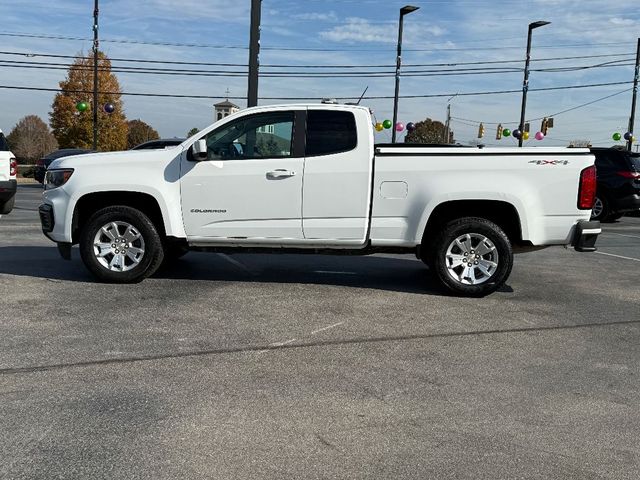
266 169 296 179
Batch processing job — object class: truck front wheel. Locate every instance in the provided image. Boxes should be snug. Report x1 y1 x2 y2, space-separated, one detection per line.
430 217 513 297
79 206 165 283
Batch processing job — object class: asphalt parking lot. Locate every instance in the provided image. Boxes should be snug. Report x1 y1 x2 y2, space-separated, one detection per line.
1 184 639 479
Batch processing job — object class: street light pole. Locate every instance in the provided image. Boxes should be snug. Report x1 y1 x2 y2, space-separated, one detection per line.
92 0 99 150
518 20 550 147
392 5 419 144
627 37 639 152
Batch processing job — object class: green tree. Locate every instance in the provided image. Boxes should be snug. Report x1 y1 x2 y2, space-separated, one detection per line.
6 115 58 162
50 51 127 151
404 118 453 144
127 119 160 149
187 127 200 137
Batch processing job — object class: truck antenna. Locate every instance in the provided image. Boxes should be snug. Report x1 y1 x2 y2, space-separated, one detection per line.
356 86 369 105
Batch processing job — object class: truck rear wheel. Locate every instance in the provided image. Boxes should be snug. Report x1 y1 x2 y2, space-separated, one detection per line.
430 217 513 297
79 206 164 283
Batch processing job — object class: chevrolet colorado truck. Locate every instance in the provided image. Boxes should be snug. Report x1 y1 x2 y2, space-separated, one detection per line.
38 104 600 296
0 129 17 215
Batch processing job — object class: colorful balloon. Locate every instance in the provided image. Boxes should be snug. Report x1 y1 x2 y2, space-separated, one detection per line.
406 122 416 132
395 122 405 132
383 120 393 129
535 131 545 141
513 129 522 139
612 132 622 141
374 122 384 132
502 128 511 137
104 103 115 113
522 131 530 140
624 132 633 141
76 101 88 112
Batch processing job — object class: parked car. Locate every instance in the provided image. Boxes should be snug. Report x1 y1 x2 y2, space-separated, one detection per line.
39 104 600 297
0 129 17 214
590 147 640 222
131 138 185 150
35 149 94 183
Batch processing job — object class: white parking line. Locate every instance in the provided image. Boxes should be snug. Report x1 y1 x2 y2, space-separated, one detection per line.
311 322 345 335
595 251 640 263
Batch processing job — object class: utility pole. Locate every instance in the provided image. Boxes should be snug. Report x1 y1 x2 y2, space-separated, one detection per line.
247 0 261 108
444 103 451 144
92 0 99 150
627 37 639 152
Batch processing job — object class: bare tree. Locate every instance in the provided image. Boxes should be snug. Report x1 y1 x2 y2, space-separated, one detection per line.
6 115 58 162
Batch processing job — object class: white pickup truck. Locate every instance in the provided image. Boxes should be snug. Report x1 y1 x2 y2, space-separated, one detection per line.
39 104 600 296
0 129 17 215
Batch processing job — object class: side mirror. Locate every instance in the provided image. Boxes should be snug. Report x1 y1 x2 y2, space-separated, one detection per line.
191 139 208 161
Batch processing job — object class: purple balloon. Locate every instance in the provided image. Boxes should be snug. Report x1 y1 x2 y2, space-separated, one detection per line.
395 122 405 132
104 103 115 113
535 131 545 141
624 132 633 141
406 122 416 132
513 129 522 139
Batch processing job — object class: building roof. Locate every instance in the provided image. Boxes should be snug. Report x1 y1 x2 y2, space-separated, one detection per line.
214 99 240 109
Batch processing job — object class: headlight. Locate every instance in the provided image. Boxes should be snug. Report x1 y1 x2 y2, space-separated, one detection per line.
45 169 74 190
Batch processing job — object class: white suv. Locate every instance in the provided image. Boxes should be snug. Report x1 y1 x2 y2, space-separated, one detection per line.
0 129 17 214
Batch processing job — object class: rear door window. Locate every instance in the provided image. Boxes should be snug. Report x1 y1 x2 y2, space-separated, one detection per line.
629 153 640 172
305 110 357 157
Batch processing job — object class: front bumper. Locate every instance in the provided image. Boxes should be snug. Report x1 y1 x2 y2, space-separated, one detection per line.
571 220 600 252
0 179 17 201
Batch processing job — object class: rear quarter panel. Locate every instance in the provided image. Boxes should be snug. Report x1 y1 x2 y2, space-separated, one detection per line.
371 147 595 246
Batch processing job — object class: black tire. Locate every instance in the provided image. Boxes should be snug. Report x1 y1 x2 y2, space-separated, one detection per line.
0 196 15 215
590 195 609 221
79 206 164 283
429 217 513 297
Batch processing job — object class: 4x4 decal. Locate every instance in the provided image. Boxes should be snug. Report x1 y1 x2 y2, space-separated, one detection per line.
528 160 570 165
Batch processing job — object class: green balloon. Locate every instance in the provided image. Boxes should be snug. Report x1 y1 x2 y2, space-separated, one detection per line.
503 128 511 137
383 119 393 129
76 102 88 112
612 132 622 141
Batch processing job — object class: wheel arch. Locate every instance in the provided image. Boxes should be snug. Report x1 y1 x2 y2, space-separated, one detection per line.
72 191 167 244
420 200 523 247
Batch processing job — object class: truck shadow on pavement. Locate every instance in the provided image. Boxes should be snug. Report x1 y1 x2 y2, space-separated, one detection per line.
0 246 469 295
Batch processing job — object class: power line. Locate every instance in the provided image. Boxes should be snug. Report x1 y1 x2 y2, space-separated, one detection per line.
0 31 637 53
0 57 634 79
451 88 632 125
0 80 632 101
0 49 634 70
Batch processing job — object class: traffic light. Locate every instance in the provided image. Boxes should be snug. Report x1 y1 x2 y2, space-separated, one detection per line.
541 118 548 136
524 122 530 133
478 122 485 138
496 123 503 140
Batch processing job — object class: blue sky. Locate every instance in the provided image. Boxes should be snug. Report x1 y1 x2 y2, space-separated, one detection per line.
0 0 639 147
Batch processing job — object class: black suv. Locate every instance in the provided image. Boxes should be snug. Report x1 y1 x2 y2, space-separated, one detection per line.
590 147 640 222
34 149 94 183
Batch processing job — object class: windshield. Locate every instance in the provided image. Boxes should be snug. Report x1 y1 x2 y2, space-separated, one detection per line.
0 133 9 151
630 153 640 172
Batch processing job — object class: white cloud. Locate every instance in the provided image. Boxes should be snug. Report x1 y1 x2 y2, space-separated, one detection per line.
320 18 395 44
292 11 338 22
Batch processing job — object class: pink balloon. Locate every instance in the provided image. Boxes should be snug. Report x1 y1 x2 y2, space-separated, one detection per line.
395 122 405 132
535 131 545 141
